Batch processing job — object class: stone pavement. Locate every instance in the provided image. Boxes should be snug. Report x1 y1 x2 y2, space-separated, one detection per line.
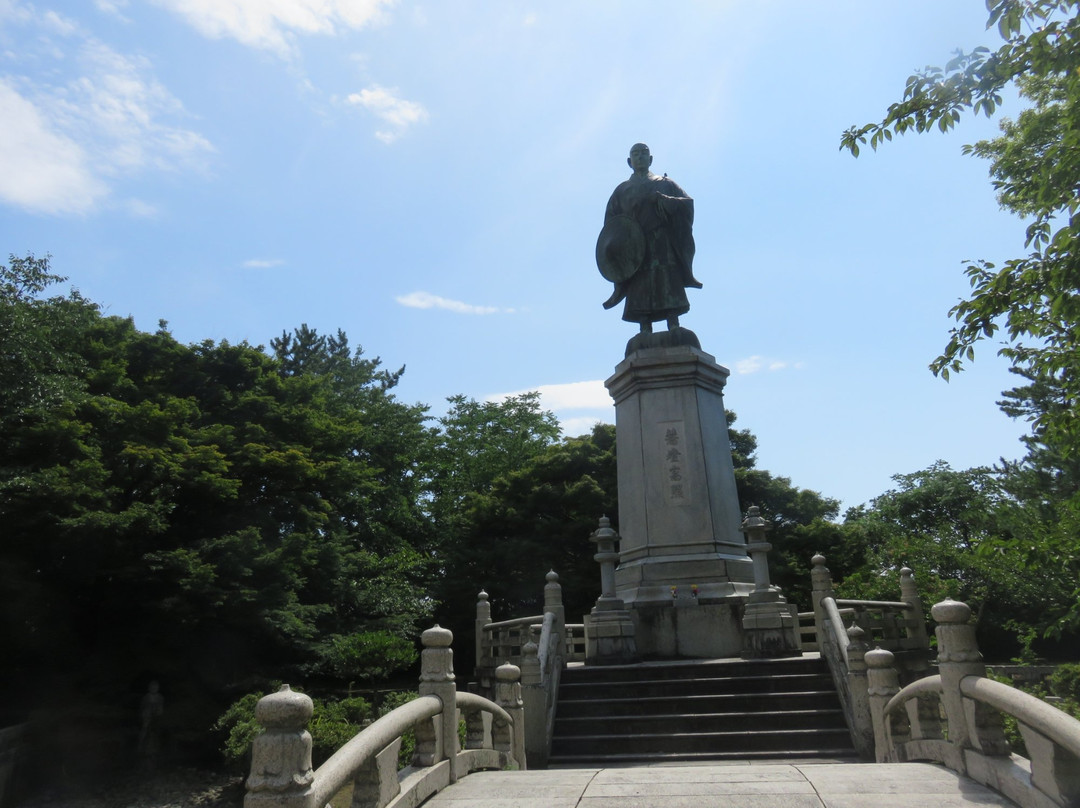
422 762 1018 807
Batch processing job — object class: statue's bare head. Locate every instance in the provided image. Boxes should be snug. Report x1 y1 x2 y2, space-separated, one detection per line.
628 143 652 172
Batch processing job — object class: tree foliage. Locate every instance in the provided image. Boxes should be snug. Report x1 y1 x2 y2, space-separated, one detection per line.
0 261 434 720
840 1 1080 639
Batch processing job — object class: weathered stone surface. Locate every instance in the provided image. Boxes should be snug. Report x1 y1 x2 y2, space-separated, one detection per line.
422 763 1017 807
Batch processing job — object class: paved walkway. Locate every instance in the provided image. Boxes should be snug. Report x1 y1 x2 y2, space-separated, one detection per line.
423 762 1018 807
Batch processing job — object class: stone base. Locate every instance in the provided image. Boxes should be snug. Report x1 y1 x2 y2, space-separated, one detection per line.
584 599 639 665
624 326 701 357
629 596 749 659
615 553 755 605
740 594 801 659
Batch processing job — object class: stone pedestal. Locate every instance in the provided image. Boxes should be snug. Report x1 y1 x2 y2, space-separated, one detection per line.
605 343 754 658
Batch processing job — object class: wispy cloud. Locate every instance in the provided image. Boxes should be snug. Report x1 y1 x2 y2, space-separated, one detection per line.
243 258 285 268
346 85 428 143
0 79 106 214
0 7 213 216
396 291 509 315
152 0 396 57
734 355 804 375
488 381 610 410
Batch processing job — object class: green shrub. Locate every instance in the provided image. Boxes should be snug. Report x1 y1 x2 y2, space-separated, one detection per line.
1050 663 1080 701
213 689 375 770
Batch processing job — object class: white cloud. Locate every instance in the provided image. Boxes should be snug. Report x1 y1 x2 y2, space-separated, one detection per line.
395 291 507 315
152 0 396 56
489 380 610 411
734 355 803 374
243 258 285 268
486 380 613 437
0 80 106 214
346 85 428 143
0 9 214 216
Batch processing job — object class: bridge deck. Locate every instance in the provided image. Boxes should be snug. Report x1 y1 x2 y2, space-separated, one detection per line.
423 761 1018 807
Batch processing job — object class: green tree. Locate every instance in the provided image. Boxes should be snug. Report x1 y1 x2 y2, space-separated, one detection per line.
0 254 97 430
840 0 1080 636
837 462 1068 658
1 304 433 726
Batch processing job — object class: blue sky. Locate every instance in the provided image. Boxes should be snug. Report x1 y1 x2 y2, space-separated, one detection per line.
1 0 1033 512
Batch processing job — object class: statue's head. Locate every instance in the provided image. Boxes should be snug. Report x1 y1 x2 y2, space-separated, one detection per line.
627 143 652 171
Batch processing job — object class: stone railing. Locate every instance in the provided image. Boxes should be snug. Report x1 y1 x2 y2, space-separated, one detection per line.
473 571 582 768
868 599 1080 808
245 625 525 808
809 554 932 758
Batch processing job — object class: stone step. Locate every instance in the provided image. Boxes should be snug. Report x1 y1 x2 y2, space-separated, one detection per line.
547 654 857 765
546 747 861 767
549 727 857 757
559 656 825 683
557 672 835 699
553 689 841 717
552 708 848 736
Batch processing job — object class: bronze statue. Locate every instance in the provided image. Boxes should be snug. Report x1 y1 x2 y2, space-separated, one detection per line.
597 143 702 334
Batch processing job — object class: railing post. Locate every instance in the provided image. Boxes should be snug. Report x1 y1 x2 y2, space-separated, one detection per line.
544 570 565 629
932 599 1008 758
245 685 315 808
811 553 834 650
494 662 527 770
845 625 875 758
519 638 547 767
417 624 459 782
899 567 929 650
475 590 491 676
866 647 904 763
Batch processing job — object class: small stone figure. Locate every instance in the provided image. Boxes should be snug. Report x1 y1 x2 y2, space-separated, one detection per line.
138 680 165 768
597 143 702 334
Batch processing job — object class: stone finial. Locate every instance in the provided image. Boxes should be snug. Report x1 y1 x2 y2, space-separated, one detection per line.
865 646 896 670
811 552 826 567
544 570 564 618
420 624 455 684
741 505 768 534
592 515 617 544
931 598 971 624
247 685 315 796
254 684 313 729
422 624 454 648
496 661 521 683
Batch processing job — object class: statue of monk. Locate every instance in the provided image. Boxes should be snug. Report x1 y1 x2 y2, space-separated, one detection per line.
597 143 702 333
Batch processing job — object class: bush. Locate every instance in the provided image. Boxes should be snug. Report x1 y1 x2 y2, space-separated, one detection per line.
1050 662 1080 701
213 689 375 770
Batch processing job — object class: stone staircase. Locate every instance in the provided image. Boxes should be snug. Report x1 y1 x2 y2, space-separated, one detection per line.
548 654 858 766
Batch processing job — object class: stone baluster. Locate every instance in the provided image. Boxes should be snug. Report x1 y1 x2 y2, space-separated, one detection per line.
494 662 526 769
245 685 315 808
810 553 834 649
932 599 1009 757
519 638 547 767
475 590 491 676
416 625 459 781
845 625 875 758
865 647 905 763
544 570 565 627
899 567 929 650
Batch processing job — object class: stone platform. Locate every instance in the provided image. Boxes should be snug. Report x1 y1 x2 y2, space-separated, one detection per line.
423 762 1018 807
